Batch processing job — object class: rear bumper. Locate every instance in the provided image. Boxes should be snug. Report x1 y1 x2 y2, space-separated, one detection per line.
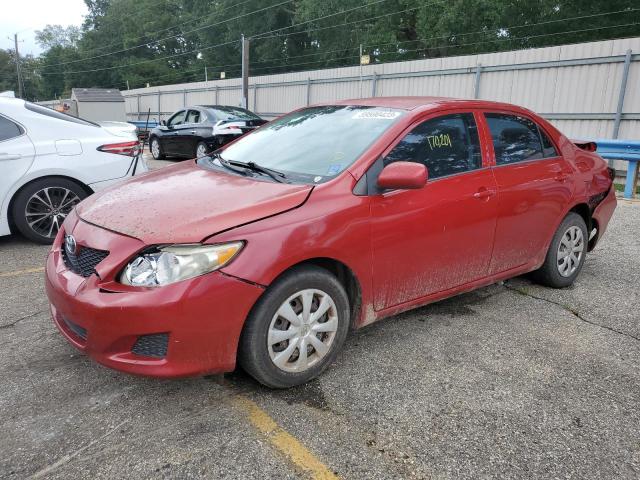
591 186 617 249
45 220 264 378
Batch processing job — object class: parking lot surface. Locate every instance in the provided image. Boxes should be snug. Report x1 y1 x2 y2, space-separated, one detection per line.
1 157 638 478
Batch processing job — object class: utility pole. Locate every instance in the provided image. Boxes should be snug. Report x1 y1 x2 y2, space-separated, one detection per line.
359 44 363 99
14 33 23 99
241 34 249 109
205 66 208 82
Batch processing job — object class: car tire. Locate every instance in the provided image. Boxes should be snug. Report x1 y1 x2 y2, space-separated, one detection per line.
531 212 588 288
150 137 166 160
12 177 88 244
195 141 209 158
238 265 350 388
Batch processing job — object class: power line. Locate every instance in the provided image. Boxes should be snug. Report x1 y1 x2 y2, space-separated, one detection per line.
128 12 640 88
37 38 239 75
36 4 639 87
39 0 293 70
237 20 640 77
35 0 400 76
78 0 256 57
363 7 640 50
251 0 395 39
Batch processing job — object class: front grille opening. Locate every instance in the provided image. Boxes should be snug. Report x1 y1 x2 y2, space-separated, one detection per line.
62 245 109 277
63 316 87 340
132 333 169 358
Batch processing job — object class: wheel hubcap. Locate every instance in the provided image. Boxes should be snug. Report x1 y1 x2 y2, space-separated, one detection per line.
197 144 207 157
151 140 160 158
25 187 81 239
267 289 339 373
557 225 584 277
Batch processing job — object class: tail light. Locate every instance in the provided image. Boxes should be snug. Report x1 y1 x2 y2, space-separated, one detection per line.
97 141 140 157
573 141 597 152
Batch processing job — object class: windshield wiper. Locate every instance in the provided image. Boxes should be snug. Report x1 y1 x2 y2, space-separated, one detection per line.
210 153 251 176
226 160 288 183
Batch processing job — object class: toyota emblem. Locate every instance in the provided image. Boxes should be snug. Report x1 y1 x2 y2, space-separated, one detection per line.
64 235 77 255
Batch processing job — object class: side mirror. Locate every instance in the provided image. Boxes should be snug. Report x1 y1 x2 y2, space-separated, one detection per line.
377 161 428 190
161 120 166 126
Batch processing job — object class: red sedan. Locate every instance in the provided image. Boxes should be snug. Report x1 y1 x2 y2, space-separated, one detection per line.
45 97 617 388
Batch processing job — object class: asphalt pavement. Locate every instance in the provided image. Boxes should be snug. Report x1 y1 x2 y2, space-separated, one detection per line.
1 161 638 478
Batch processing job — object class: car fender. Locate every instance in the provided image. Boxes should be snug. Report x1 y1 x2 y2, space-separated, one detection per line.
213 175 376 327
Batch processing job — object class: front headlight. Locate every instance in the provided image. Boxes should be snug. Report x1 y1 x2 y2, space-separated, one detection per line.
120 242 244 287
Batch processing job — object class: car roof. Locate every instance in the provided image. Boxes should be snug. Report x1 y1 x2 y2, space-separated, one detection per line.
328 96 530 113
196 105 251 110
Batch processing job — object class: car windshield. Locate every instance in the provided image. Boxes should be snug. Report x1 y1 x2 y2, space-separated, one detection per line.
204 105 404 183
209 106 261 121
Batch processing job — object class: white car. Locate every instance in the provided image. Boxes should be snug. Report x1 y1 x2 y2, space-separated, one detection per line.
0 96 148 243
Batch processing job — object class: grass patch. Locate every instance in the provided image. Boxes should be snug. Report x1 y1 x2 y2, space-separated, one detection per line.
614 182 640 195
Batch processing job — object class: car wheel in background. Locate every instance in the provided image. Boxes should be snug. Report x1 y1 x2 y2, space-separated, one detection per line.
12 178 88 244
531 212 588 288
195 141 209 158
239 265 350 388
150 137 166 160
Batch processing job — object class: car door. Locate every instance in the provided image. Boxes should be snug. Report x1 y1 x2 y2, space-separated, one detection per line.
172 109 202 157
369 111 498 311
481 112 574 275
0 114 35 208
162 110 187 155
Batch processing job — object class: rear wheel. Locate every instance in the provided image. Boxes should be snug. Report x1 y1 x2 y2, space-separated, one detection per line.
531 212 588 288
12 178 88 244
239 265 350 388
150 137 165 160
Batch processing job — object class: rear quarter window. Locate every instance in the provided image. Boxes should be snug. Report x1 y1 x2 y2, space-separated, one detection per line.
539 128 559 157
0 114 24 141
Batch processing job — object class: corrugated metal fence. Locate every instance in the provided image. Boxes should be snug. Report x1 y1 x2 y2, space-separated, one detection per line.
123 37 640 146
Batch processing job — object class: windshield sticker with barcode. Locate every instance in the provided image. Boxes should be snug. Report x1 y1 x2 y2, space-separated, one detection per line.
352 111 401 120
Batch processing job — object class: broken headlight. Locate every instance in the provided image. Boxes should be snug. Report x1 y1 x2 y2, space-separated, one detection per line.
120 242 244 287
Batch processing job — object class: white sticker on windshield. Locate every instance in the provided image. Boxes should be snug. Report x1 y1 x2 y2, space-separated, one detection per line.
352 110 401 120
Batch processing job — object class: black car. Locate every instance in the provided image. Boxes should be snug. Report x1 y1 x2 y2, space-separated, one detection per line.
149 105 267 160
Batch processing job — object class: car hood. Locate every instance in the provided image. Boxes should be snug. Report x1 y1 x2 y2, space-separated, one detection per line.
75 161 313 244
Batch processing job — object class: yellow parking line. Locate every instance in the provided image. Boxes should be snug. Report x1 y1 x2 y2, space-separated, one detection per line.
0 267 45 278
232 395 339 480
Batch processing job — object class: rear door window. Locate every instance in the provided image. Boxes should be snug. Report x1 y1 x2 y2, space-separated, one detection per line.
0 115 24 141
384 113 482 179
485 113 544 165
186 110 201 124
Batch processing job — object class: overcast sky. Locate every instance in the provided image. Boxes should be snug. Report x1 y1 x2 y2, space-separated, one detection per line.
0 0 88 56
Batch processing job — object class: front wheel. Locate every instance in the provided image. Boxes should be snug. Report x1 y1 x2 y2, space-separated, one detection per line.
531 212 588 288
150 137 165 160
12 178 88 244
238 265 350 388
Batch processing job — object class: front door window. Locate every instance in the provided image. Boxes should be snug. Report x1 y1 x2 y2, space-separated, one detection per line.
384 113 482 179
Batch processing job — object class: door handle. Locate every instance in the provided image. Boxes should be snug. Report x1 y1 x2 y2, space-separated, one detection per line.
0 153 21 161
190 130 196 134
473 188 496 200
